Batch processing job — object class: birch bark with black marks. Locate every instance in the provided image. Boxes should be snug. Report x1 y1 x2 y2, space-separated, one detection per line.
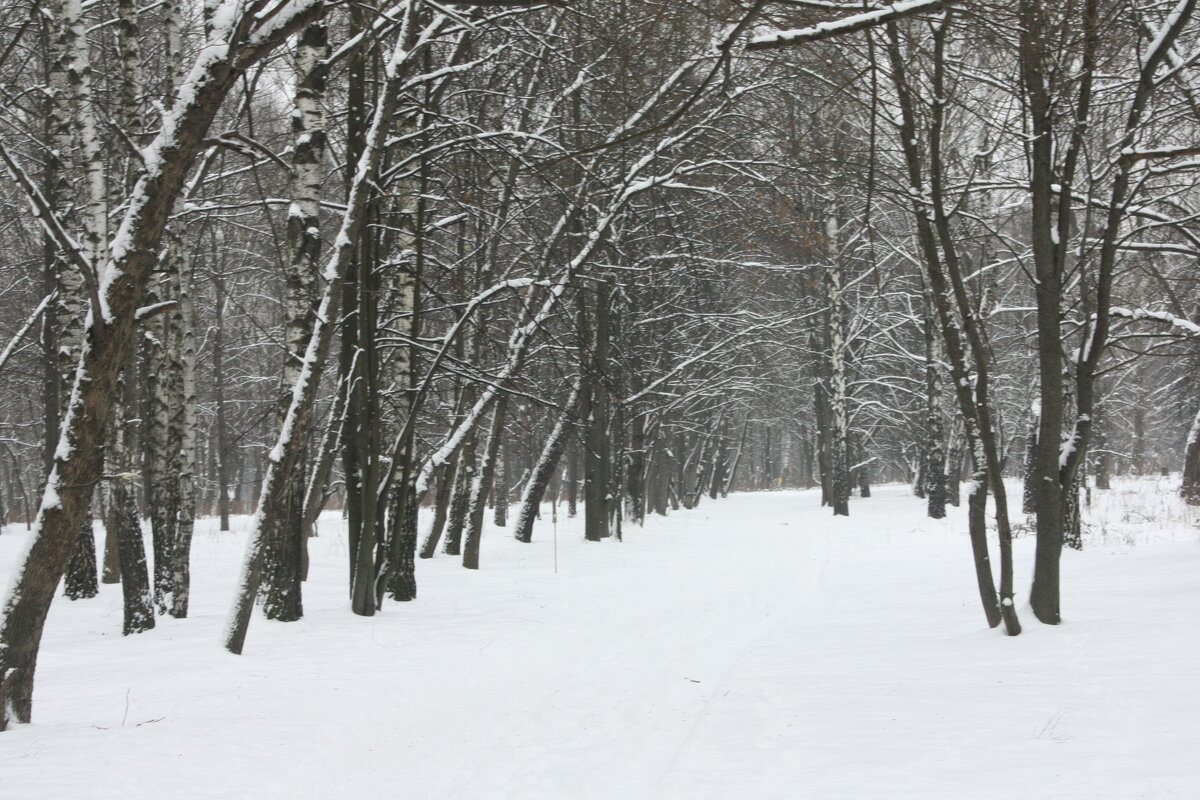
824 203 850 517
260 15 329 623
49 0 100 602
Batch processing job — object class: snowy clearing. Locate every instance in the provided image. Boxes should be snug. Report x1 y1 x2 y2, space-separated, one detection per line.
2 479 1198 799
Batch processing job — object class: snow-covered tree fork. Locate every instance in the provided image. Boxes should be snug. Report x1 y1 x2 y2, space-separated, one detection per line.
1020 0 1197 624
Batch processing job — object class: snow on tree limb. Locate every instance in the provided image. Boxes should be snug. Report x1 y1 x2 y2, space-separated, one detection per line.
747 0 954 49
0 293 55 377
1108 307 1200 337
0 143 98 301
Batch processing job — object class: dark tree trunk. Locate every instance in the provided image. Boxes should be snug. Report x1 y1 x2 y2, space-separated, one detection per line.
923 303 945 519
419 459 456 558
101 502 121 584
723 419 749 497
63 514 99 600
1093 403 1111 492
912 449 926 500
493 443 507 528
385 476 418 601
1182 406 1200 504
1064 467 1083 551
261 473 304 621
1022 411 1039 514
566 437 579 518
463 399 508 570
443 440 475 556
857 439 871 500
514 381 580 543
946 426 962 508
212 265 232 531
582 282 611 541
815 380 833 507
113 476 154 636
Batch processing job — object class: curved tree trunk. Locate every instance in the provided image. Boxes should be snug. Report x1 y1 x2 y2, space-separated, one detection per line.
514 380 581 543
463 399 508 569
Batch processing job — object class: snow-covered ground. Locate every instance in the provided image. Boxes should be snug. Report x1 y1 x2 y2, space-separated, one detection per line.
1 478 1198 799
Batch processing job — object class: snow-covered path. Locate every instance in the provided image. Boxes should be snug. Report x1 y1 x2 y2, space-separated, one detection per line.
2 482 1198 799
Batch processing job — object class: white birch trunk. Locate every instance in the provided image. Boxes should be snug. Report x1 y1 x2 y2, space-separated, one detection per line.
825 205 850 516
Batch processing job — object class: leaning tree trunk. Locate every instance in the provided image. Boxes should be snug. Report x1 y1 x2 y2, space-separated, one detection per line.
514 380 581 543
463 399 509 570
418 460 456 558
442 433 476 557
884 22 1009 631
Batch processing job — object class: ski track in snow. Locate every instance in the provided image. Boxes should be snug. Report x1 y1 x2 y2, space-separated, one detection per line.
1 479 1198 799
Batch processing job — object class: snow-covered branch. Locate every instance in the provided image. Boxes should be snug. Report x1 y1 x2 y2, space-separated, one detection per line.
747 0 955 49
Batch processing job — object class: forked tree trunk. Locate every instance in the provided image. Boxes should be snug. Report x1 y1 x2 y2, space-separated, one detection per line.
885 22 1011 632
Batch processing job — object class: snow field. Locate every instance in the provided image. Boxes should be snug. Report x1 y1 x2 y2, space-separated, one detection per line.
1 479 1198 799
